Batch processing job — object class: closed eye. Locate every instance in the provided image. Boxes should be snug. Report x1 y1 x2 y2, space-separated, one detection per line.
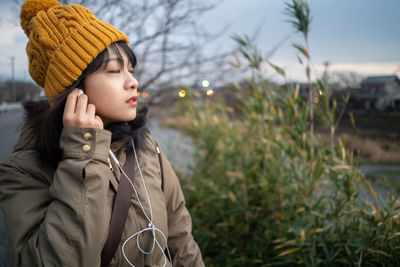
107 70 121 73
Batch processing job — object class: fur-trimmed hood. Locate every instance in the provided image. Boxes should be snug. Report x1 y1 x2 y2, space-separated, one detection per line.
17 99 149 166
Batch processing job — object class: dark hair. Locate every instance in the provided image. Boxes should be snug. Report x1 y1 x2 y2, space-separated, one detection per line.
23 41 148 168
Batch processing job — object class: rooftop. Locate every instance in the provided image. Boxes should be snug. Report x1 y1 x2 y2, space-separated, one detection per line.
361 75 399 86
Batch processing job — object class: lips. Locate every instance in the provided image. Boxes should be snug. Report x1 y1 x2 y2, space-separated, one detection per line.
125 96 138 103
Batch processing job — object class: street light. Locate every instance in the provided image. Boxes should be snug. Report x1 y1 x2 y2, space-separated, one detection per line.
201 80 209 88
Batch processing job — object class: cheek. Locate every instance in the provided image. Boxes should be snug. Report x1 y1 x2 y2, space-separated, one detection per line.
88 93 112 116
86 80 109 105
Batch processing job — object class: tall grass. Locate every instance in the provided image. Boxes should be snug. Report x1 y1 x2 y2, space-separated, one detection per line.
177 0 400 266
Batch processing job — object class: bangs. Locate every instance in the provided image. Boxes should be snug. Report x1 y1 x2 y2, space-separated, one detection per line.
72 41 137 90
104 41 137 70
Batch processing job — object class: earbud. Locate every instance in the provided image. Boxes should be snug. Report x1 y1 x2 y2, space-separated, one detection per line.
78 89 84 96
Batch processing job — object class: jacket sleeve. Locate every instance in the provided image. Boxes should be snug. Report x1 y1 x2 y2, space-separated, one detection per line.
158 146 205 267
0 127 112 267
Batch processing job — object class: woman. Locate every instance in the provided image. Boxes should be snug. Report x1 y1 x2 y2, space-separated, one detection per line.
0 0 204 266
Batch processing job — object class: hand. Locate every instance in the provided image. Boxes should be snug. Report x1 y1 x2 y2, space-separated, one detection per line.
63 88 104 129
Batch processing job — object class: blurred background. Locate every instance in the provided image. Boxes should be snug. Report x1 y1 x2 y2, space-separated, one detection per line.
0 0 399 266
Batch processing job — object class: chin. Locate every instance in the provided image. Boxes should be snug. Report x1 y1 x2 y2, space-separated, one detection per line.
126 113 137 121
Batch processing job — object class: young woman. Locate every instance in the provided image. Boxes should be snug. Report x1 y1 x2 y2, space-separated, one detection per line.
0 0 204 266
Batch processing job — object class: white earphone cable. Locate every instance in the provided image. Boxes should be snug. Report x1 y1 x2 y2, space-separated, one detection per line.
108 138 173 267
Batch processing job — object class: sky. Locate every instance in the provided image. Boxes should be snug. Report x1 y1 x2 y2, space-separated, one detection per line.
0 0 399 83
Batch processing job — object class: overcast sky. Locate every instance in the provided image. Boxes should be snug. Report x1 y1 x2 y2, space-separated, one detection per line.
0 0 399 83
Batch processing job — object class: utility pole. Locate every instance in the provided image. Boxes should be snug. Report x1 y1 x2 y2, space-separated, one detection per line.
11 56 16 102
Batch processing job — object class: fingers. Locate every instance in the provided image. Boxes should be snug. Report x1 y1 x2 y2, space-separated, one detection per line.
75 93 88 114
86 104 104 129
94 115 104 129
63 89 103 129
86 103 96 117
64 88 79 116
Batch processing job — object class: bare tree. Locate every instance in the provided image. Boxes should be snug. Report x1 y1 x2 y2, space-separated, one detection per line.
15 0 233 97
328 71 364 89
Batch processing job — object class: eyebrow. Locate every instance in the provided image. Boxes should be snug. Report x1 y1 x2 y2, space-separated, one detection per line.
101 57 122 70
103 58 120 64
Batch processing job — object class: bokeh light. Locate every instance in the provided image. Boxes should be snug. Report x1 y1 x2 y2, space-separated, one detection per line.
179 89 186 98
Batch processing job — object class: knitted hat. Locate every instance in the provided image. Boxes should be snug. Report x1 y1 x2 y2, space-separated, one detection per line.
20 0 129 100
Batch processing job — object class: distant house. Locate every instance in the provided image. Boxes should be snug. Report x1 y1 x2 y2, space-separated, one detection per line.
350 75 400 111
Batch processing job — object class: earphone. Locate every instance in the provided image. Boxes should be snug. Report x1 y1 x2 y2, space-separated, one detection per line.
78 89 84 96
108 139 173 267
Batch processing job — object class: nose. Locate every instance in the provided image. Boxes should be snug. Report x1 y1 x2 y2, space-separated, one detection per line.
125 71 138 90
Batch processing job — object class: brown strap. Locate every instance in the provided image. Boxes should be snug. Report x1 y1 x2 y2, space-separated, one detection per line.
101 151 135 267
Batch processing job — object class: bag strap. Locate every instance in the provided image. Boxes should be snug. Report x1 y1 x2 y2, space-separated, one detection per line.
101 151 135 267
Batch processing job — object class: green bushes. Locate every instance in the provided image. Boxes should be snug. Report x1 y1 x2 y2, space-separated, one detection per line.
177 1 400 265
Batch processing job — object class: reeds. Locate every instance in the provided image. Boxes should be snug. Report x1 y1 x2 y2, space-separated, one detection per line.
177 1 400 265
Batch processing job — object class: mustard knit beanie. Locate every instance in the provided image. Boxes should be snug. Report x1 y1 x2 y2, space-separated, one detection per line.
20 0 129 100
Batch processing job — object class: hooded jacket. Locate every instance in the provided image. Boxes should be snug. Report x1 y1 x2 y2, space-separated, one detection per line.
0 110 204 266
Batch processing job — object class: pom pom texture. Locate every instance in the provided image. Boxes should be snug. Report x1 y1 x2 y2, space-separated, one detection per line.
21 0 61 36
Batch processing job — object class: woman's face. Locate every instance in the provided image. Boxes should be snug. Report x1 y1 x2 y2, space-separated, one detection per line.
83 46 138 125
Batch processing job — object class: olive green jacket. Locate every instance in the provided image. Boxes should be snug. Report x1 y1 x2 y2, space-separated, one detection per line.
0 126 204 267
